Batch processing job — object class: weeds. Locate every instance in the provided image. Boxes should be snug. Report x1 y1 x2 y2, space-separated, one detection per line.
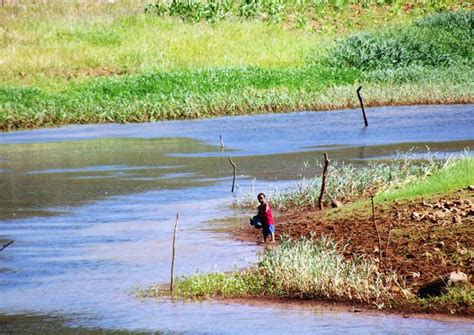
237 152 455 210
170 235 402 304
143 0 467 25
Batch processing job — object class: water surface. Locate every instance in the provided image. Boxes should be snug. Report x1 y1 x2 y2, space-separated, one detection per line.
1 105 473 333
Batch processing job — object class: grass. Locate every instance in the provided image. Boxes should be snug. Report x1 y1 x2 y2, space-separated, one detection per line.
237 152 461 210
378 156 474 202
148 158 473 313
410 286 474 314
1 3 473 130
156 235 402 305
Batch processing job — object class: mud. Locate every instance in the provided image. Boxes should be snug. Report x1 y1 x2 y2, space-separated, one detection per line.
233 188 473 309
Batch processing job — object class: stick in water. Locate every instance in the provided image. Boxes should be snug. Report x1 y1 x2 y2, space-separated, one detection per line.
220 135 224 152
228 156 236 193
318 152 330 210
357 86 368 127
0 240 14 252
170 213 179 294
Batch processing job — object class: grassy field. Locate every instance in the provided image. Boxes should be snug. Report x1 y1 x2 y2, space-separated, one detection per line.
0 1 472 130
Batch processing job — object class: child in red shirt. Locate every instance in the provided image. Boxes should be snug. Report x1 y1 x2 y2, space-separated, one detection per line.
257 193 275 243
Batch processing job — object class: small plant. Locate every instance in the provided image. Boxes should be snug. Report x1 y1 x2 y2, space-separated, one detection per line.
239 0 263 19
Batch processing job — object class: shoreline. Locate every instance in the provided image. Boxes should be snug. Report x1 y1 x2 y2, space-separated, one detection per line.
214 297 474 323
192 176 474 318
2 100 474 132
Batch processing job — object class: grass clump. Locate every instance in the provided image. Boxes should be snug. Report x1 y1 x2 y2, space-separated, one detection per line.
238 153 455 210
411 286 474 314
171 236 400 304
325 10 472 71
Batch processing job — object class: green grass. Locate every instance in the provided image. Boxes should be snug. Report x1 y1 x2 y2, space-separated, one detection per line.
0 2 473 130
411 286 474 314
237 153 462 210
378 157 474 202
159 236 401 304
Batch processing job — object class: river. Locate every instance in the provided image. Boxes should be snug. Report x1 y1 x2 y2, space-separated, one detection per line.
0 105 473 333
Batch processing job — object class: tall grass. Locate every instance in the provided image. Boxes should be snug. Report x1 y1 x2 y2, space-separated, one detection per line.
1 7 473 130
325 10 472 71
237 153 456 210
171 236 402 304
144 0 466 25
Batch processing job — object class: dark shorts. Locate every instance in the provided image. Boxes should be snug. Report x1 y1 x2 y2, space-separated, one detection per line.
263 225 275 238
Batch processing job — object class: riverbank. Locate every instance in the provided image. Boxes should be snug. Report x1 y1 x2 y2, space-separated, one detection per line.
1 2 472 130
149 158 473 316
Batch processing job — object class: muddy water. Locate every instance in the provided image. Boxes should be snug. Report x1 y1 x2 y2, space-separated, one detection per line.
0 105 473 333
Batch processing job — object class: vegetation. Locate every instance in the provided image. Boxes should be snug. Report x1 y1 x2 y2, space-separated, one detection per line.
0 1 472 130
237 152 461 210
411 286 474 314
148 158 473 313
379 156 474 201
155 235 402 305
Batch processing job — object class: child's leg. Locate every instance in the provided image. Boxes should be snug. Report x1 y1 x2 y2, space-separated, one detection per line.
269 225 275 243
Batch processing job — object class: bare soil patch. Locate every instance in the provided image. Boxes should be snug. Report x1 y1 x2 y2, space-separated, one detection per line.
233 189 473 314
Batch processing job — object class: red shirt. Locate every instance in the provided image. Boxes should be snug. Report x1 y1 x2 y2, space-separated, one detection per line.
258 203 275 227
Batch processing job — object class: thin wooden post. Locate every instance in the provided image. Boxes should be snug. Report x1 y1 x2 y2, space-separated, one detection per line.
318 152 330 210
220 135 224 152
371 196 383 265
384 221 393 270
228 156 236 193
170 213 179 294
0 240 14 252
357 86 368 127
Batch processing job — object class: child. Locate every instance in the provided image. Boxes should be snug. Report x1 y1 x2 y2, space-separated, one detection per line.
257 193 275 243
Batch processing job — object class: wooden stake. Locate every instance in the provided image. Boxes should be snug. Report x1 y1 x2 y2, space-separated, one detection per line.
228 156 236 193
384 221 393 270
371 196 383 265
220 135 224 152
0 240 14 252
170 213 179 294
318 152 330 210
357 86 368 127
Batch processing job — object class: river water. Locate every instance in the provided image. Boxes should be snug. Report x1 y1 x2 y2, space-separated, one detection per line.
0 105 473 334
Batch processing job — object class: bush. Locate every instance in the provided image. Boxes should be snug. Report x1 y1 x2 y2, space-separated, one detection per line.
326 11 471 70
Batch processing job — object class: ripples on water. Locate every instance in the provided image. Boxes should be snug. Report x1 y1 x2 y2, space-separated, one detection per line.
0 105 473 333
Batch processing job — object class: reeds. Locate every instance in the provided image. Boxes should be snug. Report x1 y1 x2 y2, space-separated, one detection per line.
237 153 454 210
172 235 402 304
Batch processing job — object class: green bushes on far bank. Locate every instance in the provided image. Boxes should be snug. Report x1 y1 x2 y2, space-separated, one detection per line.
326 10 472 71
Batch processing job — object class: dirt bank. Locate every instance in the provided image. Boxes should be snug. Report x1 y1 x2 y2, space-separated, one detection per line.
233 189 473 315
